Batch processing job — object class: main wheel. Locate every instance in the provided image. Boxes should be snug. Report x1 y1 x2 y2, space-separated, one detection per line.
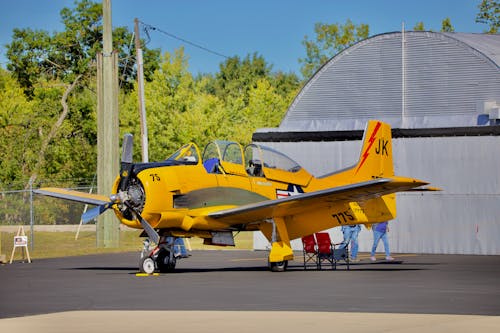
156 249 177 273
139 257 155 274
269 260 288 272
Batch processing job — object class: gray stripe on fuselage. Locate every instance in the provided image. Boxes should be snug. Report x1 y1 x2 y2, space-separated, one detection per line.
174 187 269 209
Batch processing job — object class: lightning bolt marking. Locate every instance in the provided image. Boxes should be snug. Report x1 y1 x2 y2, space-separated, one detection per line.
355 122 382 175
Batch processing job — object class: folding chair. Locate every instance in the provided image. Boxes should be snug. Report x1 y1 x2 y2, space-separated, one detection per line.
332 241 350 270
315 232 335 270
301 234 318 269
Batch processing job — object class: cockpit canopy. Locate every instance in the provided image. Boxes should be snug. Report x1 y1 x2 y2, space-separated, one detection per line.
168 140 312 186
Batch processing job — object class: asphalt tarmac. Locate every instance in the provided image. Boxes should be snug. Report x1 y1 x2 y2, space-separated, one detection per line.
1 251 499 332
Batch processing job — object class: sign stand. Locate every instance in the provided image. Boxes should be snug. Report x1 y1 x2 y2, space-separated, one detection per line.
9 226 31 264
0 231 6 263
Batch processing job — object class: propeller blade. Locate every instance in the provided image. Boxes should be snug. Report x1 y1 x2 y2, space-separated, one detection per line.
119 134 134 191
81 202 113 224
124 202 160 244
121 134 134 164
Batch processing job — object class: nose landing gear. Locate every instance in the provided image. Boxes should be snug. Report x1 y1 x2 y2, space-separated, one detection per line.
139 237 182 274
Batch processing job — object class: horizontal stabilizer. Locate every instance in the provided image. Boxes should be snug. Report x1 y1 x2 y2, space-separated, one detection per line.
404 186 441 192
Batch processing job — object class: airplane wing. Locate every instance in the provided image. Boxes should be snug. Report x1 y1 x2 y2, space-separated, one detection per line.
208 177 429 224
34 188 110 206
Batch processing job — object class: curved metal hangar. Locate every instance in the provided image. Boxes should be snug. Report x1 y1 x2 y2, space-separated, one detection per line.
254 31 500 255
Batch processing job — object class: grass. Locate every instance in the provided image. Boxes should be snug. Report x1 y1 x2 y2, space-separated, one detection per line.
0 230 254 261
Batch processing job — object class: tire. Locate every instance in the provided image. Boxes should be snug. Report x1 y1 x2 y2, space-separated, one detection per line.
156 249 176 273
269 260 288 272
139 257 155 274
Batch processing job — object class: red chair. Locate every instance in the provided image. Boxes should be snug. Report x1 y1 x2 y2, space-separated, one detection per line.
314 232 350 270
301 234 318 269
315 232 335 269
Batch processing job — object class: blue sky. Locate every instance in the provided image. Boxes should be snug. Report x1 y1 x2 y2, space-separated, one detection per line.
0 0 488 76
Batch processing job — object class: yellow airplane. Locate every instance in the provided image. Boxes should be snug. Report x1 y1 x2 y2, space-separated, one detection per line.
35 120 435 273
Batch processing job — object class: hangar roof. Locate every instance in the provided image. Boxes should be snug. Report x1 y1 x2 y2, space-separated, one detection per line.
446 32 500 66
262 31 500 133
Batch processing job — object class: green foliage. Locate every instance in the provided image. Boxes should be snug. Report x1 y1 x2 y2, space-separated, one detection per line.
6 0 159 96
476 0 500 33
440 18 455 32
299 20 369 79
269 71 301 100
0 0 301 208
239 79 290 143
215 53 272 102
0 69 34 185
413 22 426 31
119 48 299 162
5 28 52 96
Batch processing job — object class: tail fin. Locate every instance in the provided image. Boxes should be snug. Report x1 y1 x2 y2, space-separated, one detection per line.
353 121 396 222
353 120 394 180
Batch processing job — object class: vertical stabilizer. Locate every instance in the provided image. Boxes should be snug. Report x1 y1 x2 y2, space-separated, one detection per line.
353 120 394 180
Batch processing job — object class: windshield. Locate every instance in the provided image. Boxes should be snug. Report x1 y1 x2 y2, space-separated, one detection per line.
166 143 199 164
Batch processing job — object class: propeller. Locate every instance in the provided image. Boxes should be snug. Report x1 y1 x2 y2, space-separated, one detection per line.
79 133 160 244
81 134 134 224
80 193 122 224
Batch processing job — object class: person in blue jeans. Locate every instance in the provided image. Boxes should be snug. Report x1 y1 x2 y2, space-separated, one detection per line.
370 221 394 261
340 224 361 262
166 237 189 258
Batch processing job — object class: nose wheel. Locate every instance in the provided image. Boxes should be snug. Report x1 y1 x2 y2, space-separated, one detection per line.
139 256 156 274
138 237 179 273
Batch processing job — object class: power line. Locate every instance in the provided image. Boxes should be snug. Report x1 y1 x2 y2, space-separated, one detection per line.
138 20 229 59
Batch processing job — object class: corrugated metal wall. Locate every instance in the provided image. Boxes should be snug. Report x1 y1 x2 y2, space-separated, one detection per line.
278 32 500 131
253 136 500 255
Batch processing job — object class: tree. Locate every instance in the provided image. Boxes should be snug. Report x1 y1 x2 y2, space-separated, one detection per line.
0 69 33 186
299 20 369 79
215 53 272 103
6 0 159 96
120 47 298 160
239 79 290 143
413 22 425 31
441 18 455 32
4 0 159 187
269 71 301 100
1 0 299 190
476 0 500 33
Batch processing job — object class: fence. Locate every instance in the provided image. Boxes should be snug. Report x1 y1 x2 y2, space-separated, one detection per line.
0 182 96 257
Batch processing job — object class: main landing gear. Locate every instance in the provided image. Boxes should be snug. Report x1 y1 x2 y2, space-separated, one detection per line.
269 260 288 272
139 237 180 274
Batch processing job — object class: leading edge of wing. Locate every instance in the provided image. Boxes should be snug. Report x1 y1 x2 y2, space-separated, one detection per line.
34 187 110 206
208 177 429 221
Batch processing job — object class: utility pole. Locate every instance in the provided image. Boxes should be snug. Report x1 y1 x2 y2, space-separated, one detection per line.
134 18 149 162
96 0 119 247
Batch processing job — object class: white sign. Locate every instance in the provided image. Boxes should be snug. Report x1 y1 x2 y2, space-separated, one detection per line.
9 226 31 264
14 236 28 247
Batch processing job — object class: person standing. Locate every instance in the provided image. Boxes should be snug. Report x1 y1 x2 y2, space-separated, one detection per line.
341 224 361 262
370 221 394 261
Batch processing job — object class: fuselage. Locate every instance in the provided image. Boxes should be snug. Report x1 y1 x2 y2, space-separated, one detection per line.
111 138 398 241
